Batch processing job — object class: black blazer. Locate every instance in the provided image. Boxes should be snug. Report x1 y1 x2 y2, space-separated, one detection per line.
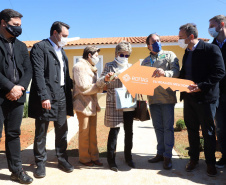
212 38 226 94
0 38 32 104
28 39 73 121
180 39 225 103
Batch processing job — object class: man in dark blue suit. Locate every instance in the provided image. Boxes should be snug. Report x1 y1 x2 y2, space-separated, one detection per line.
0 9 33 184
178 23 225 177
209 15 226 169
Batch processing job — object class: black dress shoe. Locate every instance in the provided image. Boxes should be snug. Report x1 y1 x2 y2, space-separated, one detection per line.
109 163 118 172
58 161 74 173
10 169 33 184
163 157 172 170
34 165 46 178
126 160 135 168
148 154 164 163
186 160 198 172
207 164 217 177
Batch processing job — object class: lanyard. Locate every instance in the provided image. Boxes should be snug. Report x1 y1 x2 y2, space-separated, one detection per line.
150 56 154 67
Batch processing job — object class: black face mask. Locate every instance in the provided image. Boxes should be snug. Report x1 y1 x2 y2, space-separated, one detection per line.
6 24 22 37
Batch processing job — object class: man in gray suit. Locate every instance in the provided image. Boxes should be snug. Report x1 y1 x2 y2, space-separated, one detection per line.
28 21 74 178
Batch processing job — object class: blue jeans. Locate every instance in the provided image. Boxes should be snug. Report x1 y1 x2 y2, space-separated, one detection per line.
149 104 175 158
215 93 226 159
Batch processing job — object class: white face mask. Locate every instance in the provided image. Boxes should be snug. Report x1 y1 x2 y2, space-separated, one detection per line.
58 36 68 47
91 56 99 65
116 56 128 66
178 39 188 49
208 27 219 38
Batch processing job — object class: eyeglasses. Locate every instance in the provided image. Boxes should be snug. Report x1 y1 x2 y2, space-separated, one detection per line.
119 54 130 58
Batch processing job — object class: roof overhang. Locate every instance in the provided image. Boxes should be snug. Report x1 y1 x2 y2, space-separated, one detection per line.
27 42 181 51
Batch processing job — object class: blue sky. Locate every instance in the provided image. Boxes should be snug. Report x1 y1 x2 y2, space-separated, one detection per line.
1 0 226 42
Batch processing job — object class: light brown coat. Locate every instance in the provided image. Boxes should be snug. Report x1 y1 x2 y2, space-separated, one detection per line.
73 58 102 116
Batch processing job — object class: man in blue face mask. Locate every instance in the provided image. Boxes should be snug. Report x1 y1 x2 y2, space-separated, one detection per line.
209 15 226 169
141 33 180 170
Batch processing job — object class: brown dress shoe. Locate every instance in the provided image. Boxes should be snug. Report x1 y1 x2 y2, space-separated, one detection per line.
207 164 217 177
148 154 164 163
186 160 198 172
163 157 172 170
92 160 103 166
79 161 94 166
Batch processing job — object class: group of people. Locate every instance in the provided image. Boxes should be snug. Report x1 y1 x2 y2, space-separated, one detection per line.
0 8 226 184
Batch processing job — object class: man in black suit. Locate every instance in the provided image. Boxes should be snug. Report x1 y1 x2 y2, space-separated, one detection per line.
0 9 33 184
28 21 74 178
178 23 225 177
209 15 226 169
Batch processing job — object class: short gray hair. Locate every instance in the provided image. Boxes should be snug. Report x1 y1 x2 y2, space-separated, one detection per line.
209 15 226 27
115 41 132 55
179 23 198 39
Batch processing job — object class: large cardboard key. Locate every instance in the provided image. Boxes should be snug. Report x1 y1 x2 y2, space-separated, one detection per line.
118 61 195 98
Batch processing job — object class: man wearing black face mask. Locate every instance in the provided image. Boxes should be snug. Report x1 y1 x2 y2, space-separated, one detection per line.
0 9 33 184
141 33 180 170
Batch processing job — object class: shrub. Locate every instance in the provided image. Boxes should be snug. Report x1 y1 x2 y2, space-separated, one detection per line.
199 137 204 151
175 119 186 131
23 101 28 118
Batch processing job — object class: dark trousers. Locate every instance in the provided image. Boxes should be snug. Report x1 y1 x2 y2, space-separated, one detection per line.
33 87 68 166
0 100 24 173
0 113 2 139
184 94 217 165
107 111 134 164
215 93 226 159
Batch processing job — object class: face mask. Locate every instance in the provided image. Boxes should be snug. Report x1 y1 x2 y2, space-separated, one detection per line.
6 24 22 37
208 27 219 38
178 39 188 49
91 56 99 65
116 56 128 66
152 41 161 53
58 36 68 47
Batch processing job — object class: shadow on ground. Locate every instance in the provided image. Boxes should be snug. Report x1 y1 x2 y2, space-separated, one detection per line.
0 149 226 184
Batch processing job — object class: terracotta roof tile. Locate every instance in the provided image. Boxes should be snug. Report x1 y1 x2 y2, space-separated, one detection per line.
23 36 209 48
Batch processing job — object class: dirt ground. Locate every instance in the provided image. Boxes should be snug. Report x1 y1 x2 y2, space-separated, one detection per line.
0 108 222 160
0 118 54 151
173 108 221 159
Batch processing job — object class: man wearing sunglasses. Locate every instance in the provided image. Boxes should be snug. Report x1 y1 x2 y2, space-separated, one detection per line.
141 33 180 170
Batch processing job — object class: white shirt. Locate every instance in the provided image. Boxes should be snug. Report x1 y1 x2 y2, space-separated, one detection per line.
115 60 135 112
48 38 65 86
